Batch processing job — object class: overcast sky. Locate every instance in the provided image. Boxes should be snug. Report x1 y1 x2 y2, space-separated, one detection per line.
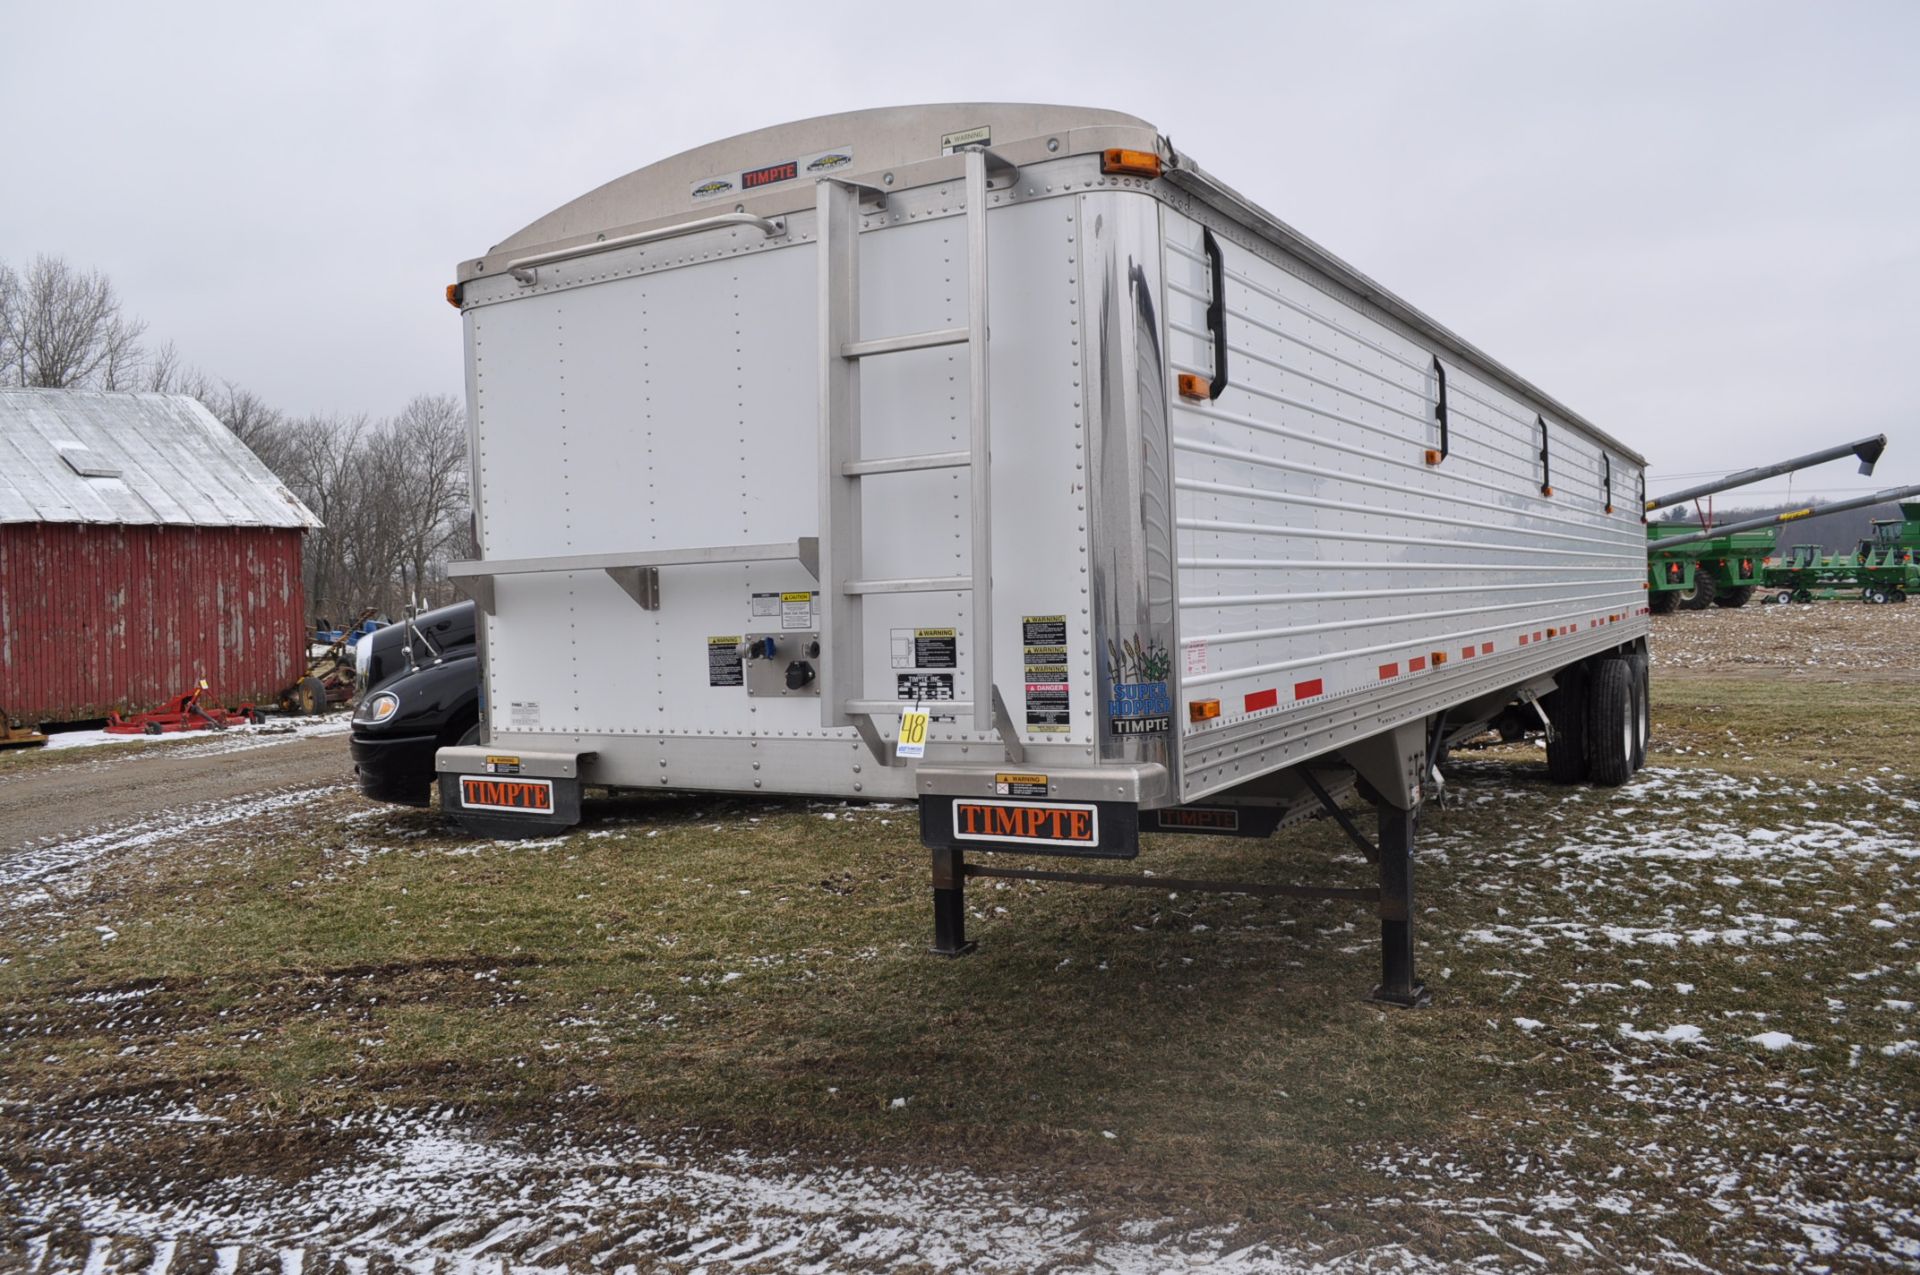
4 1 1914 495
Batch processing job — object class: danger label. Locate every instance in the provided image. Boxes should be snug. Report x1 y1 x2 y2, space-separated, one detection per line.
1023 615 1070 734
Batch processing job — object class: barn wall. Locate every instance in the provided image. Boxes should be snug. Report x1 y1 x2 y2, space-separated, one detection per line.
0 524 307 723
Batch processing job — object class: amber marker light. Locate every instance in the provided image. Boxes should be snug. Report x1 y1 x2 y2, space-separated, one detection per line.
1178 373 1211 401
1188 698 1221 723
1102 148 1162 178
445 283 463 308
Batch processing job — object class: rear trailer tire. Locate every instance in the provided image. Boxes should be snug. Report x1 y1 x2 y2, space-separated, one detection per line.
1648 589 1679 616
1772 589 1794 605
1629 651 1650 772
1713 585 1754 609
1677 571 1718 611
1586 659 1636 787
1545 664 1590 784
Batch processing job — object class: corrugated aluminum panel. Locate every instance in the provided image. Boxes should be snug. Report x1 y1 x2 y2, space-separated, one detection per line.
0 523 307 722
0 389 319 529
1162 206 1649 801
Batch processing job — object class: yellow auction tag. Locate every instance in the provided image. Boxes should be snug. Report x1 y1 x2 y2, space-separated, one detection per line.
896 705 930 759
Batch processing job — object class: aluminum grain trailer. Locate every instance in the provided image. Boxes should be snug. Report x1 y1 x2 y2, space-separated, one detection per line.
439 104 1652 1004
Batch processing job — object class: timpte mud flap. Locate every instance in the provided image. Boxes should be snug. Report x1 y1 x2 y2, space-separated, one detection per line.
919 795 1141 860
435 745 590 839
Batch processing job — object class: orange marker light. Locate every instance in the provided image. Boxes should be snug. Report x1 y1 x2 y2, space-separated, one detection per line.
1178 373 1211 401
1431 651 1447 666
1102 148 1162 178
1188 698 1221 723
1425 449 1443 466
445 283 463 308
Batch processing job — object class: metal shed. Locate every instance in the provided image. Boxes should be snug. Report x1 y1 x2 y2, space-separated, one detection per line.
0 389 320 726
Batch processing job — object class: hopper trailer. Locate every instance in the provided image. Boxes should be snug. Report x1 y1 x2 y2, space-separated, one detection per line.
435 104 1659 1004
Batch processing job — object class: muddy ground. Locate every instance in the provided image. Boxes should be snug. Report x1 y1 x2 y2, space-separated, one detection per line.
0 606 1913 1273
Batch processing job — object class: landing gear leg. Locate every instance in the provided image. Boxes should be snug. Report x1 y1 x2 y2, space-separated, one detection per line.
930 847 976 957
1371 801 1429 1007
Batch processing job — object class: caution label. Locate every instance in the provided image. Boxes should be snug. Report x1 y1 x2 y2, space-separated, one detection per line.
780 591 816 630
995 772 1049 798
708 636 743 687
1023 614 1070 734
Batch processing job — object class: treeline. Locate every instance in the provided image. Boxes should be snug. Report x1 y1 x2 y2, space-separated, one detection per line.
1 254 471 623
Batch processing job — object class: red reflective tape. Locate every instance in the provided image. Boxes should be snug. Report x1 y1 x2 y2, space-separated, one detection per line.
1378 662 1399 679
1534 631 1543 641
1293 678 1324 700
1519 634 1530 646
1244 688 1279 712
1409 656 1427 672
1461 647 1475 660
1481 642 1493 655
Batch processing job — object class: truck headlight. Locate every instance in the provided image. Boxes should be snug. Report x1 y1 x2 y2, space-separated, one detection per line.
356 691 399 725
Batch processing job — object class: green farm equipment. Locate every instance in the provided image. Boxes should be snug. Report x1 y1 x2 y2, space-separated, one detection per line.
1757 502 1920 605
1646 524 1776 613
1643 434 1896 614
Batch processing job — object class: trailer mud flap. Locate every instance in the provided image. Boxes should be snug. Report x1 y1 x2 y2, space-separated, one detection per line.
1145 804 1288 838
439 772 583 839
919 796 1139 860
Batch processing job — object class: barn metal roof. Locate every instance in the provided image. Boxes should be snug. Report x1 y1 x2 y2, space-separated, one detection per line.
0 389 319 529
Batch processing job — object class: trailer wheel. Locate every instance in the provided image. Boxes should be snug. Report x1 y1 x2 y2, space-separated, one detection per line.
1713 585 1753 609
1648 590 1679 616
1866 587 1890 605
1771 589 1794 606
1676 570 1718 610
1586 659 1636 787
1545 664 1589 784
1628 651 1650 772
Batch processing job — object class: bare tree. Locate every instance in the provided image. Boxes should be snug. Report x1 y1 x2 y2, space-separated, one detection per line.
388 394 469 607
0 255 146 389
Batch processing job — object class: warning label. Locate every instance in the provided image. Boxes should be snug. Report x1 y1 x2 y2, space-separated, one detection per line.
1022 614 1070 734
707 636 743 687
891 627 957 670
940 125 991 155
751 592 782 618
995 772 1049 798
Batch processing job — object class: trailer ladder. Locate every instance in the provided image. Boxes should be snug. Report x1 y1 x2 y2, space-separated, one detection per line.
816 147 1024 764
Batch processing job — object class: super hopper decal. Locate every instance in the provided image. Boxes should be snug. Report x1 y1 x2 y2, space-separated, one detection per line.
1105 634 1171 735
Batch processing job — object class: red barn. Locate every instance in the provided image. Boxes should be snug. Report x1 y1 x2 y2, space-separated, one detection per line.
0 389 320 728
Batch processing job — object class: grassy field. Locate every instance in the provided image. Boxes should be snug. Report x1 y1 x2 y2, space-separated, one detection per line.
1 656 1916 1269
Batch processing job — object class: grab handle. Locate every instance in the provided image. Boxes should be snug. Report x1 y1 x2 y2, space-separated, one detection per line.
1427 358 1449 465
507 213 787 284
1201 227 1229 400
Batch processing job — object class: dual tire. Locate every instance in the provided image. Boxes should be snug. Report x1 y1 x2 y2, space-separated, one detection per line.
1546 652 1647 788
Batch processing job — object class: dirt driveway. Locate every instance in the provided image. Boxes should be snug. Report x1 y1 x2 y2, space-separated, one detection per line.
0 726 351 876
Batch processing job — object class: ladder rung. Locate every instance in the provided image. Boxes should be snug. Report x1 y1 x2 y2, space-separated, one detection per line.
843 575 973 595
843 450 971 477
842 327 968 359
